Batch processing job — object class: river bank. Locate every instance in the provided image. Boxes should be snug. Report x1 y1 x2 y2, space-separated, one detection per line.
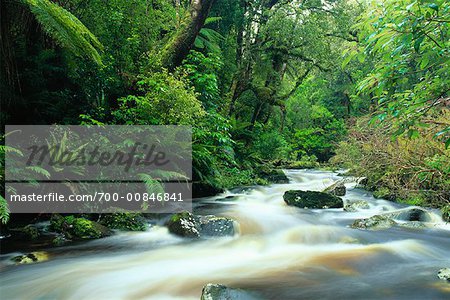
1 169 449 299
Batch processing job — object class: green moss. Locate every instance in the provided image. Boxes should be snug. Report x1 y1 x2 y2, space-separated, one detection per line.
50 214 111 239
373 187 391 199
100 212 147 231
398 195 425 206
442 205 450 222
21 225 40 240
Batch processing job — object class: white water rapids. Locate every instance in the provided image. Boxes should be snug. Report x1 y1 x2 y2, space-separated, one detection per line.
1 169 449 299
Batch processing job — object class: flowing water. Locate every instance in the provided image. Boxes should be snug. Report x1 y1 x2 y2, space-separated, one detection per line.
1 169 449 299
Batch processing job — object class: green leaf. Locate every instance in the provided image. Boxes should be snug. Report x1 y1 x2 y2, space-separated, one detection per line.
426 3 439 11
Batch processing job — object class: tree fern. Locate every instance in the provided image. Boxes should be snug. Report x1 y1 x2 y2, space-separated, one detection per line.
22 0 103 65
195 17 224 54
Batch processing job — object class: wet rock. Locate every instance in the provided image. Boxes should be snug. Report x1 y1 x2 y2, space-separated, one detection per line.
260 169 289 184
198 216 236 237
437 268 450 282
344 200 370 212
193 182 224 198
356 177 368 187
284 190 343 209
11 251 49 264
50 215 112 239
100 212 147 231
201 283 260 300
323 181 346 196
166 211 200 238
381 207 432 222
398 221 428 229
166 212 237 238
351 215 397 230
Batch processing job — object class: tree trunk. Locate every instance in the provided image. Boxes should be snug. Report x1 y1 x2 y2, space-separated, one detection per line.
160 0 215 70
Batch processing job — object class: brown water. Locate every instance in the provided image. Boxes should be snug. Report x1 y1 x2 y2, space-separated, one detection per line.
1 170 449 299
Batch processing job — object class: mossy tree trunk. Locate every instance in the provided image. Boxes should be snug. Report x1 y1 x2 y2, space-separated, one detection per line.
160 0 216 70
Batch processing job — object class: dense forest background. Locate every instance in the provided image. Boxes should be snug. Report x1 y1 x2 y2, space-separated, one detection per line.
1 0 449 223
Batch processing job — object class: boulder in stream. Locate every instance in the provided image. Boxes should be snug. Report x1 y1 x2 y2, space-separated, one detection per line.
437 268 450 282
198 216 236 237
351 215 397 230
323 181 346 196
166 212 237 238
356 177 368 187
381 207 433 222
344 200 370 212
166 211 200 238
283 190 343 209
50 215 112 239
201 283 260 300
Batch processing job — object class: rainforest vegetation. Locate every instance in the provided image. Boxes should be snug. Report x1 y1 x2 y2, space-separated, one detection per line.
1 0 449 224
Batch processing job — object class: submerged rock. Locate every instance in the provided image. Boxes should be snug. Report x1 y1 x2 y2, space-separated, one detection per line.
11 251 49 264
351 215 397 230
344 200 370 212
323 181 346 196
166 212 237 238
283 190 343 209
201 284 260 300
437 268 450 282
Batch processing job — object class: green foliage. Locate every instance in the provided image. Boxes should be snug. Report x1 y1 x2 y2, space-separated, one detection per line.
23 0 103 64
100 212 147 231
181 51 223 109
50 215 109 239
113 71 205 125
331 116 450 208
353 0 450 145
253 130 290 161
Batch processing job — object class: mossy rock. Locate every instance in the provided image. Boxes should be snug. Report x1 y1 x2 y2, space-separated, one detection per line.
166 211 200 238
351 215 397 230
50 215 112 239
11 251 49 264
259 168 289 184
52 235 68 246
100 212 147 231
283 190 343 209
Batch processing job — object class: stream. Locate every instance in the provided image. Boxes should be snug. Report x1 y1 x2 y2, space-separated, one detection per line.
0 169 449 299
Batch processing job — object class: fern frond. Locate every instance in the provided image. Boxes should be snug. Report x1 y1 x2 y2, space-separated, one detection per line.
23 0 103 65
204 17 222 25
0 196 10 224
